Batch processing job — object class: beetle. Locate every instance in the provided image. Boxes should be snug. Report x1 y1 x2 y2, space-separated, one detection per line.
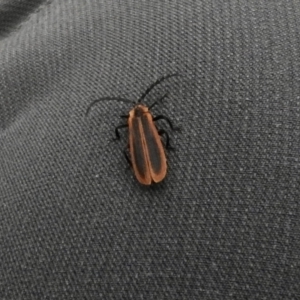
86 73 180 185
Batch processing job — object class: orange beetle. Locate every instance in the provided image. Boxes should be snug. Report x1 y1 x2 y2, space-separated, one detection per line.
86 73 179 185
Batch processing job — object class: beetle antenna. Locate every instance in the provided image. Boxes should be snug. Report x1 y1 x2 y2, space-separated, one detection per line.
148 93 169 110
86 97 135 116
137 73 180 103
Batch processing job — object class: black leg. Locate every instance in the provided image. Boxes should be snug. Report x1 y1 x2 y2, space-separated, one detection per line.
120 115 129 119
153 115 180 131
158 129 174 150
148 93 168 110
115 124 128 139
123 146 132 167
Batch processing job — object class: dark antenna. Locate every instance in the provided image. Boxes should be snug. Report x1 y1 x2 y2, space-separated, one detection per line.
137 73 179 103
85 97 134 116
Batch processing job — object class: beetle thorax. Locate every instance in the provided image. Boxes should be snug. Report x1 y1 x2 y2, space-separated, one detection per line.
132 105 148 117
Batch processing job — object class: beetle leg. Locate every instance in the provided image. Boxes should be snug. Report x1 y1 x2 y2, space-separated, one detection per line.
114 124 128 140
153 115 180 131
158 129 174 150
120 115 129 119
123 145 132 167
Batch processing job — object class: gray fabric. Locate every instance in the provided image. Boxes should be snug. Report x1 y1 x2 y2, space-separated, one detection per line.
1 0 300 299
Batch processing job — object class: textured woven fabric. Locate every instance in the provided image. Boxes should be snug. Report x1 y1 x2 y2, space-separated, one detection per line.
1 0 300 299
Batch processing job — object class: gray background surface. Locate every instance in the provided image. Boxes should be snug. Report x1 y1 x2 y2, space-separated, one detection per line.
1 0 300 299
